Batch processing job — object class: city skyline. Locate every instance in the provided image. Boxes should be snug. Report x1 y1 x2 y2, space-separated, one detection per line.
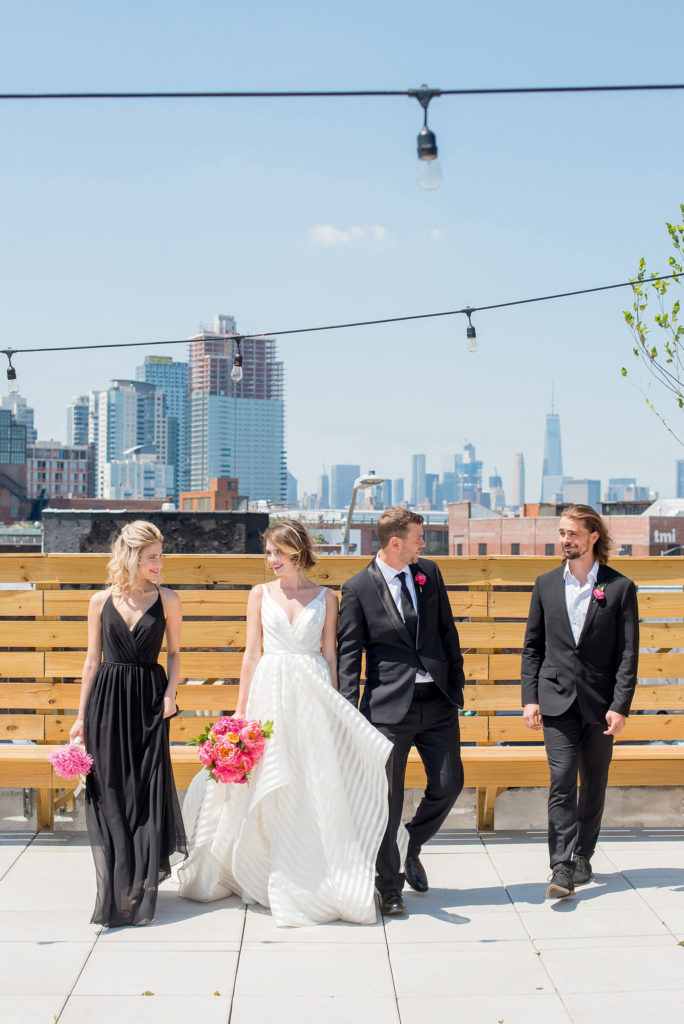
1 3 682 505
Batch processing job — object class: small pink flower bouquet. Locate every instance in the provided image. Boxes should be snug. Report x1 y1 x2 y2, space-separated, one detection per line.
187 716 274 785
47 742 94 796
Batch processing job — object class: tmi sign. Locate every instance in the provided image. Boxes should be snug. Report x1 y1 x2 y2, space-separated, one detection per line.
654 529 677 544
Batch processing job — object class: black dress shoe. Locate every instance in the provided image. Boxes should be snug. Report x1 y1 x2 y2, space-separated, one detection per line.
572 855 593 886
545 864 575 899
405 855 429 893
379 889 406 915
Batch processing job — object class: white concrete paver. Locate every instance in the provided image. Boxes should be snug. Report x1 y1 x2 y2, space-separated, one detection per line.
1 827 683 1023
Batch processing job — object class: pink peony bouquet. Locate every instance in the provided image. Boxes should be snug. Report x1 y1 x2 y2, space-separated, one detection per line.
187 715 274 785
48 742 94 796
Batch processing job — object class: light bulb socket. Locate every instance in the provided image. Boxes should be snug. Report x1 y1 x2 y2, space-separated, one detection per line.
231 337 244 383
417 126 438 161
3 349 18 393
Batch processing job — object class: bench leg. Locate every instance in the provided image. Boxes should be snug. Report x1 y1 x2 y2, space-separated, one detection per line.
476 786 505 831
36 789 54 831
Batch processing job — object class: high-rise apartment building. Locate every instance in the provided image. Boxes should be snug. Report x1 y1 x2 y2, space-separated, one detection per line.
66 396 90 445
330 464 360 508
512 452 525 508
136 355 188 497
540 405 564 502
89 379 174 499
393 478 405 504
563 478 601 511
380 479 392 508
27 441 95 500
188 315 286 503
1 395 37 443
411 454 426 507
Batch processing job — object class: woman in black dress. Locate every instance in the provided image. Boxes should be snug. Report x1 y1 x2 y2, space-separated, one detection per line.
70 520 186 926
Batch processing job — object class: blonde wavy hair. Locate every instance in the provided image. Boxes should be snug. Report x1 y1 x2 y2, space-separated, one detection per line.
106 520 164 594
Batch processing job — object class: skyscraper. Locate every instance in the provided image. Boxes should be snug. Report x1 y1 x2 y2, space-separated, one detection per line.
677 460 684 499
330 464 360 508
540 400 564 502
411 454 426 507
89 379 174 498
512 452 525 508
393 478 405 504
317 466 330 509
136 355 188 497
66 396 90 445
188 315 286 503
1 395 37 443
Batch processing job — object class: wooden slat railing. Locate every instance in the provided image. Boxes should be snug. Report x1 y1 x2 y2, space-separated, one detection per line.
0 554 682 830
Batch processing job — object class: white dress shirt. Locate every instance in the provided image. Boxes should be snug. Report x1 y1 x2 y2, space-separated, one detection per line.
375 555 433 682
564 560 600 644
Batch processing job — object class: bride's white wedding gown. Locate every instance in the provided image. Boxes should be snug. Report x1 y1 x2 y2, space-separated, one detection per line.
177 585 393 927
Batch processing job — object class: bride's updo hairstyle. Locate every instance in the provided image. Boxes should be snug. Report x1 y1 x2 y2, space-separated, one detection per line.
106 520 164 594
262 519 317 572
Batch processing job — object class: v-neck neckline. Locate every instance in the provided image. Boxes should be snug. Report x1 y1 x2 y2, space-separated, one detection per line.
263 584 325 629
108 591 161 633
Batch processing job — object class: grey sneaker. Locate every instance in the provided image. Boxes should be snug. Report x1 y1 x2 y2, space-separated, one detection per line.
572 855 593 886
545 864 575 899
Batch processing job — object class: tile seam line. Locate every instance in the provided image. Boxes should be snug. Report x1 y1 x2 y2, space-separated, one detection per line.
381 904 403 1024
597 839 682 943
481 831 567 1005
0 828 39 882
226 903 248 1024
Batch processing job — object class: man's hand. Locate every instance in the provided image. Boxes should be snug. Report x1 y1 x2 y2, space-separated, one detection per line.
523 703 542 730
604 710 626 736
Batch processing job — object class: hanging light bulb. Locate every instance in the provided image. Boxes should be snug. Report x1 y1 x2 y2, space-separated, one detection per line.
464 308 478 353
410 85 443 191
231 337 244 383
3 349 19 394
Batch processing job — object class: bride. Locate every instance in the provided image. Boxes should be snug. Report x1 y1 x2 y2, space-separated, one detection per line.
178 519 393 926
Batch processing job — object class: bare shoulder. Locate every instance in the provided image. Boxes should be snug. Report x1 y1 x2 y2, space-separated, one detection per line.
324 588 339 610
248 584 264 604
89 590 109 614
159 586 181 611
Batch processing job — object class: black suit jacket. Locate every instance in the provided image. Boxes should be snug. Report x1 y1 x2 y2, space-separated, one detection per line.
521 563 639 724
337 557 465 725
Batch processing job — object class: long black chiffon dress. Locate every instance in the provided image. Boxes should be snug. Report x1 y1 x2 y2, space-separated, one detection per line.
84 590 186 926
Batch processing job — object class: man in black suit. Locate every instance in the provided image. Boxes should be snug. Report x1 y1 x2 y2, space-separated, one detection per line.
338 507 465 915
521 504 639 899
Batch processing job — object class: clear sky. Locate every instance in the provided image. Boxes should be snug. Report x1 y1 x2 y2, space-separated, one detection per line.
1 0 683 502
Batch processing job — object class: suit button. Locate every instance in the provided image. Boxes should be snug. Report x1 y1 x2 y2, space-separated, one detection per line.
574 649 579 654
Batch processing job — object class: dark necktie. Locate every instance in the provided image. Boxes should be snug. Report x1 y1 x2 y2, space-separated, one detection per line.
396 571 418 644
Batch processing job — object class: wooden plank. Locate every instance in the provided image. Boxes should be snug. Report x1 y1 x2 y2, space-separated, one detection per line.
44 589 253 617
487 714 684 744
0 591 44 616
0 653 45 679
488 652 684 680
0 714 45 740
457 623 525 648
0 748 54 786
0 682 81 708
639 624 684 646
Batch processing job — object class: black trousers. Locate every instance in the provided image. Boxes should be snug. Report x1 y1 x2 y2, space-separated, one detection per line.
542 699 615 869
373 682 463 893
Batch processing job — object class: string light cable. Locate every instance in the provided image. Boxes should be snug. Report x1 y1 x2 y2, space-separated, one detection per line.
2 270 682 390
1 82 682 190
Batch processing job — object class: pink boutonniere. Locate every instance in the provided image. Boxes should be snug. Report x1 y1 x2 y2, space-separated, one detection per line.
593 584 606 603
414 572 427 592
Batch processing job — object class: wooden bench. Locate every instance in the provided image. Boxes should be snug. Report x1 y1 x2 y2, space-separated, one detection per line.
1 554 683 829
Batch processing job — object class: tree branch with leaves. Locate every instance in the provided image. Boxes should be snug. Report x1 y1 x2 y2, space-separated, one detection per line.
622 205 684 443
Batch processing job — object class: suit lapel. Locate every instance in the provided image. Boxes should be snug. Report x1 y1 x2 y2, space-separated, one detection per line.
410 563 423 647
555 565 577 646
577 564 606 645
367 559 413 648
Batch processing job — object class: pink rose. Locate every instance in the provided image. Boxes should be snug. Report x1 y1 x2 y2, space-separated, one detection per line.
593 586 606 601
240 722 263 747
213 716 245 737
415 572 426 586
213 763 244 784
198 740 215 767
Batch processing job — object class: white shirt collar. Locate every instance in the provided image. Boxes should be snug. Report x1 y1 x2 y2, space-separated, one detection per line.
375 554 408 584
563 560 600 586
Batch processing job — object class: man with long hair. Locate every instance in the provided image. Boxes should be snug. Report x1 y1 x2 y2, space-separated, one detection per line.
521 504 639 899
